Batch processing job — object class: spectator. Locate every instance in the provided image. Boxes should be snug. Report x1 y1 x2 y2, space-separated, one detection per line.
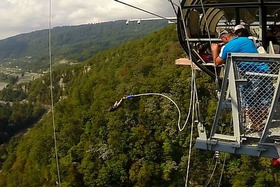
211 28 257 66
233 25 250 37
211 29 271 132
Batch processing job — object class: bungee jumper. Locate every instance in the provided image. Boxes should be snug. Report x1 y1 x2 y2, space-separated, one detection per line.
108 96 132 112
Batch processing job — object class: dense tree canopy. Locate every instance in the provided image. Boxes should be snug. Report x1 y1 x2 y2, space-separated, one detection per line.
0 25 279 187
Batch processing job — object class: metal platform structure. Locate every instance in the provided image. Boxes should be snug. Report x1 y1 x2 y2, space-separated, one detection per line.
195 53 280 158
177 0 280 79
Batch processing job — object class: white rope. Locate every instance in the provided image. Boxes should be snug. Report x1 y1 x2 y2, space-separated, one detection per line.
218 154 226 187
131 93 181 126
129 2 200 187
168 2 224 187
175 0 199 186
48 0 62 186
205 159 218 187
168 0 200 131
131 92 196 133
176 0 196 129
185 88 196 187
129 89 197 187
199 0 220 92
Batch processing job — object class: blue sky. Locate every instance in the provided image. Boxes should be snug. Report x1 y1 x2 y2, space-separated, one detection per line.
0 0 175 39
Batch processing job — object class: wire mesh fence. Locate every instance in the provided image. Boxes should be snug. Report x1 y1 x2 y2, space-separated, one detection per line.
235 59 280 135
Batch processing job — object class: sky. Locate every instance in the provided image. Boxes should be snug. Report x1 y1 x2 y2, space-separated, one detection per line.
0 0 176 40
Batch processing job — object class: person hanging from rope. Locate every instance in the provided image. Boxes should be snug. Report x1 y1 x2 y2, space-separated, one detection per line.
211 28 258 66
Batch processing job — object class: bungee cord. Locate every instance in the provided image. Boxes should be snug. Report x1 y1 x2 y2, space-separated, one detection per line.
48 0 62 186
109 89 198 187
175 0 199 186
110 1 220 187
109 93 192 132
110 1 200 186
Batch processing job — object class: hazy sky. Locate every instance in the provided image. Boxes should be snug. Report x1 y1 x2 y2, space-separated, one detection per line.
0 0 176 40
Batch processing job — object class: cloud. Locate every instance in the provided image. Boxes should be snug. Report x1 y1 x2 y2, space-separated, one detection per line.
0 0 175 39
0 0 49 39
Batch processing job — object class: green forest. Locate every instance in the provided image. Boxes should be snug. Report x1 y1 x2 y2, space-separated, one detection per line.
0 20 168 72
0 25 280 187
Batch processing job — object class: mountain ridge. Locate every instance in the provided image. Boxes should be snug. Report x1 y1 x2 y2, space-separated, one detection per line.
0 20 169 71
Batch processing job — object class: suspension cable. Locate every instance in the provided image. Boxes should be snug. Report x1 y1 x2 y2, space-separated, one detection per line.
168 0 178 15
48 0 62 186
114 0 176 23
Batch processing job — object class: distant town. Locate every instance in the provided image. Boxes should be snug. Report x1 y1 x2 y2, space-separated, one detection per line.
0 66 43 90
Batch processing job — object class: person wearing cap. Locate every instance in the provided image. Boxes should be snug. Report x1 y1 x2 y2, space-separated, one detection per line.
212 29 271 132
211 28 258 66
233 25 250 37
234 25 266 53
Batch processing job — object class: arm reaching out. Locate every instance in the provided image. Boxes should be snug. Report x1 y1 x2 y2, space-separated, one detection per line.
211 43 225 66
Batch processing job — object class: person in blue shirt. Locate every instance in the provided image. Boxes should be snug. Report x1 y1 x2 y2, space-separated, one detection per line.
211 29 258 66
211 29 272 132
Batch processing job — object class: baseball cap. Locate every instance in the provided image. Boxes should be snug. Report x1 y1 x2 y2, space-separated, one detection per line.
219 28 232 38
233 24 245 32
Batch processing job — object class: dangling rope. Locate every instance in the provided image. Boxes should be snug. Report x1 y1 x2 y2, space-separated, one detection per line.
167 0 199 130
218 154 226 187
48 0 62 186
111 1 200 186
204 159 219 187
176 0 200 186
168 2 225 187
199 0 220 94
203 152 226 187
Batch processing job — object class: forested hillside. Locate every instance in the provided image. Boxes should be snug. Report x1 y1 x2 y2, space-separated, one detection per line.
0 25 279 187
0 20 168 72
0 84 46 144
